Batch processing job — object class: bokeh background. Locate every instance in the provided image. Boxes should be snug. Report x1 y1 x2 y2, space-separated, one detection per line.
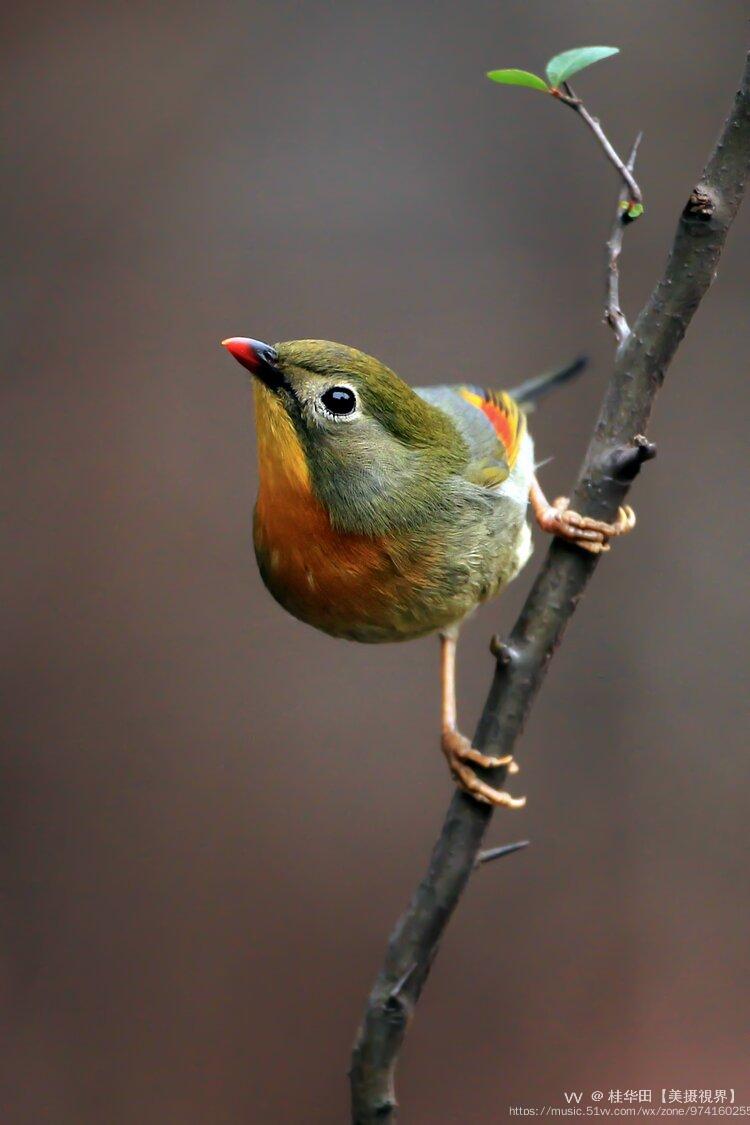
2 3 749 1122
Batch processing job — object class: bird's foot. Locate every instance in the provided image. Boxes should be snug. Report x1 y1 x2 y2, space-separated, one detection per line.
441 729 525 809
536 496 636 555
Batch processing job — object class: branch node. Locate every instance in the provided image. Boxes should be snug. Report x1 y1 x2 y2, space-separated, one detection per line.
683 185 716 221
634 433 658 458
381 963 418 1025
489 635 517 665
374 1104 396 1119
475 840 530 867
608 435 658 482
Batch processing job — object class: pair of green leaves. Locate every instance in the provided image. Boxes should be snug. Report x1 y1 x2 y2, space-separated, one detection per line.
487 46 619 94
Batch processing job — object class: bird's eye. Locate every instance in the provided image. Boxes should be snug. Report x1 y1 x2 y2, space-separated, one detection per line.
320 386 357 416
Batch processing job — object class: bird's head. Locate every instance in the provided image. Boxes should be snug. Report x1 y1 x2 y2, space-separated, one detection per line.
222 337 467 534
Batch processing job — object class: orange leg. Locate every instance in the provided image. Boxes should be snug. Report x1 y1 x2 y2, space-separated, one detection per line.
439 630 524 809
529 476 636 555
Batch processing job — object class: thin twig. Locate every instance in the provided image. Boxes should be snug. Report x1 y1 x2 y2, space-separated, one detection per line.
475 839 530 867
350 51 750 1124
605 133 642 345
555 81 642 206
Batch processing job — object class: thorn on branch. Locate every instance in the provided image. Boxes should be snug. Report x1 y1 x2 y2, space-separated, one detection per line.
608 434 657 481
476 840 530 867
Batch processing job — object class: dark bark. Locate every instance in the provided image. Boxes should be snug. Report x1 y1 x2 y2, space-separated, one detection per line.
350 52 750 1123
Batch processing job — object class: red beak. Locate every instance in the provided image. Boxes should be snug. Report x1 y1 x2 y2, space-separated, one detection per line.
221 337 280 378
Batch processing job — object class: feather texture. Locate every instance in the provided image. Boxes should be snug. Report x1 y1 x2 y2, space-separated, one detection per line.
415 384 527 488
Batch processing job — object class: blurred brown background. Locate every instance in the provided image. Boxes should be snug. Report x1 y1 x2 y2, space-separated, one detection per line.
2 2 749 1122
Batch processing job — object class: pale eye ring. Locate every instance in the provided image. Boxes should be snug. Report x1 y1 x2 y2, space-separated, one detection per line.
320 385 357 417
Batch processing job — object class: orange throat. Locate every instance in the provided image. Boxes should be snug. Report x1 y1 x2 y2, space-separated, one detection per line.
251 384 395 637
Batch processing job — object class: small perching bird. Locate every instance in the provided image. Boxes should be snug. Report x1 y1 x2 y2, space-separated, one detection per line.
222 338 635 807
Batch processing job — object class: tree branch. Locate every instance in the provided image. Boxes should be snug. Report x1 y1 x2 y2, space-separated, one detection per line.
556 81 643 207
350 51 750 1123
605 133 642 345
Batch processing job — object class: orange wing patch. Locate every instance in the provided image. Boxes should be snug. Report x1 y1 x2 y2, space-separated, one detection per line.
458 387 526 468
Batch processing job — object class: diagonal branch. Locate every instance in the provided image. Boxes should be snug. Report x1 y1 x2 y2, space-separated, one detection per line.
556 81 643 208
350 51 750 1124
605 133 642 345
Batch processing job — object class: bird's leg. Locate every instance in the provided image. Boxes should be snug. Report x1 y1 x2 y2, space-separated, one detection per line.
439 630 525 809
529 475 635 555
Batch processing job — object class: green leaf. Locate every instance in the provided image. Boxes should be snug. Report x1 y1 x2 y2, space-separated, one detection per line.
545 46 619 89
619 200 644 222
486 69 549 93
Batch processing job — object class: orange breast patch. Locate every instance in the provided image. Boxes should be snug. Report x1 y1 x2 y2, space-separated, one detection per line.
252 384 402 635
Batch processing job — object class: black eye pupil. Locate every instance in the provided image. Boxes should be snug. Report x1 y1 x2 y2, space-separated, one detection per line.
321 386 356 415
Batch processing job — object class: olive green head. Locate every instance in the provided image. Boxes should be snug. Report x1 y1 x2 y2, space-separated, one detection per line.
222 337 468 534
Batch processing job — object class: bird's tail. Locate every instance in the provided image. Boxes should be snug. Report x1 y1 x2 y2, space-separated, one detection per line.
508 355 588 408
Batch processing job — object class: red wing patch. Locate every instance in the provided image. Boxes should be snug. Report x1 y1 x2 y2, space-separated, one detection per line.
458 387 526 468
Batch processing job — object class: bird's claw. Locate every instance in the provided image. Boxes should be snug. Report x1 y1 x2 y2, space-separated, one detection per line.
441 730 525 809
542 497 636 555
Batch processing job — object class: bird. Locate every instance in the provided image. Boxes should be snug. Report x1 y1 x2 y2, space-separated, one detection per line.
221 337 635 808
